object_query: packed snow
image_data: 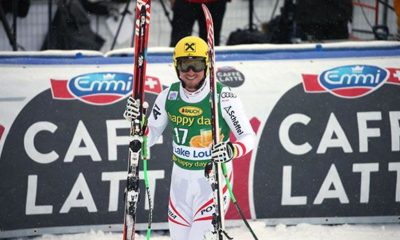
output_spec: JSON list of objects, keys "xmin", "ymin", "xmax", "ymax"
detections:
[{"xmin": 32, "ymin": 222, "xmax": 400, "ymax": 240}]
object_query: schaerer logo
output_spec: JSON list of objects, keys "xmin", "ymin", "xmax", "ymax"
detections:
[{"xmin": 179, "ymin": 106, "xmax": 203, "ymax": 117}]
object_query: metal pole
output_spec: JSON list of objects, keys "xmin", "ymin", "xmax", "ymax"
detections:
[
  {"xmin": 382, "ymin": 0, "xmax": 388, "ymax": 26},
  {"xmin": 111, "ymin": 0, "xmax": 131, "ymax": 50},
  {"xmin": 48, "ymin": 0, "xmax": 53, "ymax": 49},
  {"xmin": 158, "ymin": 0, "xmax": 172, "ymax": 26},
  {"xmin": 12, "ymin": 0, "xmax": 18, "ymax": 50},
  {"xmin": 374, "ymin": 0, "xmax": 379, "ymax": 26},
  {"xmin": 13, "ymin": 0, "xmax": 17, "ymax": 37},
  {"xmin": 0, "ymin": 3, "xmax": 17, "ymax": 50},
  {"xmin": 249, "ymin": 0, "xmax": 253, "ymax": 31}
]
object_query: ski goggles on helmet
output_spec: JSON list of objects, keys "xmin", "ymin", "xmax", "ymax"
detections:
[{"xmin": 177, "ymin": 57, "xmax": 207, "ymax": 73}]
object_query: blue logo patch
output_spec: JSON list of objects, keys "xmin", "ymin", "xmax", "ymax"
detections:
[
  {"xmin": 318, "ymin": 65, "xmax": 388, "ymax": 98},
  {"xmin": 68, "ymin": 72, "xmax": 132, "ymax": 105}
]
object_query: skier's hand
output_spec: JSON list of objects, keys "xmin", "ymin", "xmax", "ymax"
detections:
[
  {"xmin": 211, "ymin": 142, "xmax": 236, "ymax": 163},
  {"xmin": 123, "ymin": 96, "xmax": 140, "ymax": 121}
]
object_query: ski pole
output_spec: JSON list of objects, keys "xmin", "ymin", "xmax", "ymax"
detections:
[
  {"xmin": 221, "ymin": 163, "xmax": 259, "ymax": 240},
  {"xmin": 142, "ymin": 104, "xmax": 152, "ymax": 240},
  {"xmin": 143, "ymin": 158, "xmax": 152, "ymax": 240}
]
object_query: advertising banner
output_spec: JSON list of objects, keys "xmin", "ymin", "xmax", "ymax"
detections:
[{"xmin": 1, "ymin": 43, "xmax": 400, "ymax": 237}]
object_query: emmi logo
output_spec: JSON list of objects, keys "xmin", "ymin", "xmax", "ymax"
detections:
[
  {"xmin": 68, "ymin": 72, "xmax": 132, "ymax": 105},
  {"xmin": 318, "ymin": 65, "xmax": 388, "ymax": 98},
  {"xmin": 179, "ymin": 106, "xmax": 203, "ymax": 117}
]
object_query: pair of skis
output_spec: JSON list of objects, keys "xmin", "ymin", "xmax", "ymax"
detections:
[
  {"xmin": 203, "ymin": 4, "xmax": 258, "ymax": 240},
  {"xmin": 122, "ymin": 1, "xmax": 258, "ymax": 240},
  {"xmin": 122, "ymin": 1, "xmax": 152, "ymax": 240},
  {"xmin": 201, "ymin": 4, "xmax": 231, "ymax": 240}
]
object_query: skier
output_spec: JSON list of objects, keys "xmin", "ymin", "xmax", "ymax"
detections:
[{"xmin": 123, "ymin": 36, "xmax": 255, "ymax": 240}]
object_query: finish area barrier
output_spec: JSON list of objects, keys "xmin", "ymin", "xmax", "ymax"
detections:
[{"xmin": 0, "ymin": 42, "xmax": 399, "ymax": 238}]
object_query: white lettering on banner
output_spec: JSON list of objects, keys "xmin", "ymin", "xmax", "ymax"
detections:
[
  {"xmin": 24, "ymin": 121, "xmax": 59, "ymax": 164},
  {"xmin": 353, "ymin": 163, "xmax": 379, "ymax": 203},
  {"xmin": 281, "ymin": 166, "xmax": 307, "ymax": 205},
  {"xmin": 281, "ymin": 163, "xmax": 399, "ymax": 205},
  {"xmin": 25, "ymin": 170, "xmax": 165, "ymax": 215},
  {"xmin": 102, "ymin": 171, "xmax": 164, "ymax": 211},
  {"xmin": 217, "ymin": 71, "xmax": 243, "ymax": 82},
  {"xmin": 390, "ymin": 112, "xmax": 400, "ymax": 151},
  {"xmin": 279, "ymin": 113, "xmax": 312, "ymax": 155},
  {"xmin": 388, "ymin": 163, "xmax": 400, "ymax": 202},
  {"xmin": 107, "ymin": 119, "xmax": 164, "ymax": 161},
  {"xmin": 106, "ymin": 119, "xmax": 130, "ymax": 161},
  {"xmin": 357, "ymin": 112, "xmax": 382, "ymax": 153},
  {"xmin": 74, "ymin": 76, "xmax": 130, "ymax": 92},
  {"xmin": 317, "ymin": 113, "xmax": 352, "ymax": 154},
  {"xmin": 74, "ymin": 76, "xmax": 90, "ymax": 91},
  {"xmin": 314, "ymin": 164, "xmax": 348, "ymax": 204},
  {"xmin": 279, "ymin": 111, "xmax": 400, "ymax": 155},
  {"xmin": 26, "ymin": 175, "xmax": 53, "ymax": 215},
  {"xmin": 60, "ymin": 173, "xmax": 97, "ymax": 213},
  {"xmin": 102, "ymin": 172, "xmax": 126, "ymax": 211},
  {"xmin": 24, "ymin": 120, "xmax": 164, "ymax": 164},
  {"xmin": 324, "ymin": 70, "xmax": 382, "ymax": 85},
  {"xmin": 64, "ymin": 121, "xmax": 101, "ymax": 162}
]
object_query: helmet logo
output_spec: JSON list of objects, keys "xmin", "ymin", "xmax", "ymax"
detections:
[{"xmin": 184, "ymin": 42, "xmax": 196, "ymax": 52}]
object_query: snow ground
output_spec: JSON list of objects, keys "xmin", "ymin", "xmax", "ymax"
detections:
[{"xmin": 32, "ymin": 222, "xmax": 400, "ymax": 240}]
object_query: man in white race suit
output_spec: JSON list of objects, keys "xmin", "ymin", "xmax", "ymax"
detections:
[{"xmin": 124, "ymin": 36, "xmax": 255, "ymax": 240}]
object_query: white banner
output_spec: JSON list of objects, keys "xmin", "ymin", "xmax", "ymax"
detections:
[{"xmin": 1, "ymin": 42, "xmax": 400, "ymax": 238}]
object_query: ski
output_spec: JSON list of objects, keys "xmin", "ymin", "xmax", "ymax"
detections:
[
  {"xmin": 202, "ymin": 4, "xmax": 232, "ymax": 240},
  {"xmin": 122, "ymin": 1, "xmax": 152, "ymax": 240}
]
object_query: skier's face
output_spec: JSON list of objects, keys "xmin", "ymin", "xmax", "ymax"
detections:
[
  {"xmin": 179, "ymin": 69, "xmax": 205, "ymax": 92},
  {"xmin": 177, "ymin": 58, "xmax": 206, "ymax": 92}
]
